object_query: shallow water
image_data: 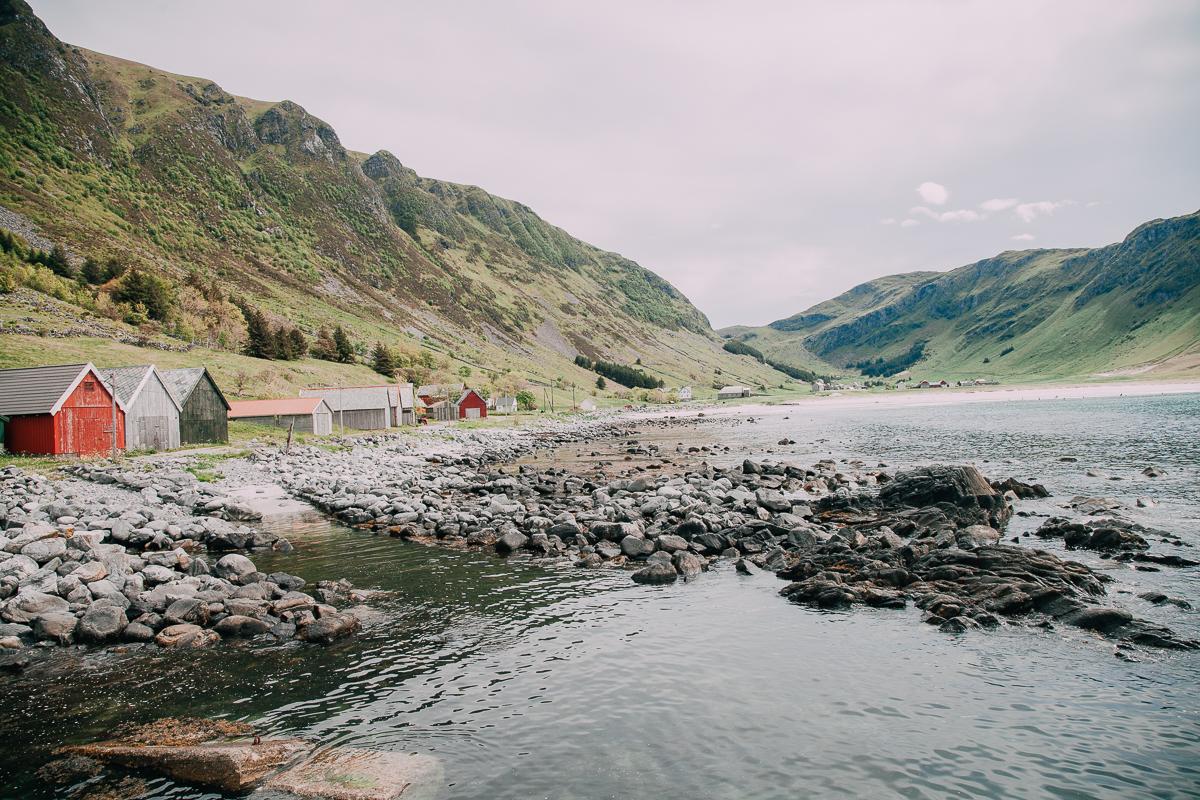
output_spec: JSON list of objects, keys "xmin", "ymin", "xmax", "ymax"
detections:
[{"xmin": 2, "ymin": 394, "xmax": 1199, "ymax": 799}]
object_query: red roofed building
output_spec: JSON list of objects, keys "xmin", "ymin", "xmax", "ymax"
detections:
[{"xmin": 228, "ymin": 397, "xmax": 333, "ymax": 435}]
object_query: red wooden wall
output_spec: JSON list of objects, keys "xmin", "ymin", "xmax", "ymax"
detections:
[
  {"xmin": 4, "ymin": 374, "xmax": 125, "ymax": 456},
  {"xmin": 457, "ymin": 390, "xmax": 487, "ymax": 419}
]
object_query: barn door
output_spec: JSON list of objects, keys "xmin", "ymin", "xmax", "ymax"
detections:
[{"xmin": 466, "ymin": 407, "xmax": 481, "ymax": 420}]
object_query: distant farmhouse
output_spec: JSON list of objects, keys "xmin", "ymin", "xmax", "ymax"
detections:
[
  {"xmin": 717, "ymin": 385, "xmax": 751, "ymax": 400},
  {"xmin": 678, "ymin": 386, "xmax": 693, "ymax": 401},
  {"xmin": 161, "ymin": 367, "xmax": 230, "ymax": 444},
  {"xmin": 0, "ymin": 363, "xmax": 125, "ymax": 456},
  {"xmin": 101, "ymin": 365, "xmax": 180, "ymax": 451},
  {"xmin": 493, "ymin": 396, "xmax": 517, "ymax": 414},
  {"xmin": 228, "ymin": 397, "xmax": 334, "ymax": 435}
]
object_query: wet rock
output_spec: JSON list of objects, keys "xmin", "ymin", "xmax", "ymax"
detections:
[
  {"xmin": 155, "ymin": 624, "xmax": 220, "ymax": 649},
  {"xmin": 33, "ymin": 612, "xmax": 78, "ymax": 645},
  {"xmin": 673, "ymin": 551, "xmax": 704, "ymax": 578},
  {"xmin": 1063, "ymin": 607, "xmax": 1132, "ymax": 634},
  {"xmin": 78, "ymin": 605, "xmax": 128, "ymax": 644},
  {"xmin": 263, "ymin": 747, "xmax": 444, "ymax": 800},
  {"xmin": 1035, "ymin": 517, "xmax": 1150, "ymax": 552},
  {"xmin": 631, "ymin": 561, "xmax": 678, "ymax": 584},
  {"xmin": 213, "ymin": 615, "xmax": 270, "ymax": 638},
  {"xmin": 495, "ymin": 531, "xmax": 528, "ymax": 555},
  {"xmin": 65, "ymin": 737, "xmax": 310, "ymax": 793},
  {"xmin": 939, "ymin": 616, "xmax": 981, "ymax": 633},
  {"xmin": 990, "ymin": 477, "xmax": 1050, "ymax": 499},
  {"xmin": 213, "ymin": 554, "xmax": 257, "ymax": 581},
  {"xmin": 297, "ymin": 611, "xmax": 361, "ymax": 645}
]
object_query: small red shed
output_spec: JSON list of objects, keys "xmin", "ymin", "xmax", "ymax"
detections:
[
  {"xmin": 455, "ymin": 389, "xmax": 487, "ymax": 420},
  {"xmin": 0, "ymin": 363, "xmax": 126, "ymax": 456}
]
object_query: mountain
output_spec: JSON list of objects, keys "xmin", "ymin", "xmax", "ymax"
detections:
[
  {"xmin": 722, "ymin": 212, "xmax": 1200, "ymax": 382},
  {"xmin": 0, "ymin": 0, "xmax": 790, "ymax": 397}
]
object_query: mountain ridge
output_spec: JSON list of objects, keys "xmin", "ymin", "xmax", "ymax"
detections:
[{"xmin": 721, "ymin": 211, "xmax": 1200, "ymax": 381}]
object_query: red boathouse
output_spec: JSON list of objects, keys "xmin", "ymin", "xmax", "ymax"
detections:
[
  {"xmin": 455, "ymin": 389, "xmax": 487, "ymax": 420},
  {"xmin": 0, "ymin": 363, "xmax": 126, "ymax": 456}
]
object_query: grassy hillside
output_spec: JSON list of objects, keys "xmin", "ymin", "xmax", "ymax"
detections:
[
  {"xmin": 0, "ymin": 0, "xmax": 796, "ymax": 398},
  {"xmin": 722, "ymin": 213, "xmax": 1200, "ymax": 382}
]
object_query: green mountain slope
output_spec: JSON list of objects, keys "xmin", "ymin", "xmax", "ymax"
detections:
[
  {"xmin": 722, "ymin": 213, "xmax": 1200, "ymax": 382},
  {"xmin": 0, "ymin": 0, "xmax": 790, "ymax": 397}
]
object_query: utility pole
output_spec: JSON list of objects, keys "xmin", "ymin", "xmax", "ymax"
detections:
[{"xmin": 339, "ymin": 385, "xmax": 345, "ymax": 434}]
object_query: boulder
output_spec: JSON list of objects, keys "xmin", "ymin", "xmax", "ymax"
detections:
[
  {"xmin": 297, "ymin": 611, "xmax": 361, "ymax": 645},
  {"xmin": 20, "ymin": 536, "xmax": 66, "ymax": 564},
  {"xmin": 213, "ymin": 554, "xmax": 257, "ymax": 581},
  {"xmin": 620, "ymin": 535, "xmax": 655, "ymax": 558},
  {"xmin": 264, "ymin": 747, "xmax": 444, "ymax": 800},
  {"xmin": 155, "ymin": 624, "xmax": 220, "ymax": 649},
  {"xmin": 78, "ymin": 605, "xmax": 128, "ymax": 644},
  {"xmin": 3, "ymin": 590, "xmax": 69, "ymax": 623},
  {"xmin": 213, "ymin": 615, "xmax": 271, "ymax": 638},
  {"xmin": 33, "ymin": 611, "xmax": 78, "ymax": 645},
  {"xmin": 495, "ymin": 531, "xmax": 528, "ymax": 555},
  {"xmin": 65, "ymin": 738, "xmax": 311, "ymax": 794},
  {"xmin": 673, "ymin": 551, "xmax": 704, "ymax": 578},
  {"xmin": 631, "ymin": 561, "xmax": 678, "ymax": 585}
]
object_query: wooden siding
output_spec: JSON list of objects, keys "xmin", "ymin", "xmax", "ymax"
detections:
[
  {"xmin": 5, "ymin": 414, "xmax": 54, "ymax": 454},
  {"xmin": 457, "ymin": 391, "xmax": 487, "ymax": 420},
  {"xmin": 124, "ymin": 374, "xmax": 180, "ymax": 451},
  {"xmin": 5, "ymin": 376, "xmax": 125, "ymax": 456},
  {"xmin": 330, "ymin": 407, "xmax": 389, "ymax": 431},
  {"xmin": 180, "ymin": 374, "xmax": 228, "ymax": 444},
  {"xmin": 236, "ymin": 412, "xmax": 330, "ymax": 435}
]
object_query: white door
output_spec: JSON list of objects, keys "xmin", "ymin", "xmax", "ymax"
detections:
[{"xmin": 466, "ymin": 407, "xmax": 481, "ymax": 420}]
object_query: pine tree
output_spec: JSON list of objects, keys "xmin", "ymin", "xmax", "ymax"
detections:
[
  {"xmin": 596, "ymin": 376, "xmax": 606, "ymax": 390},
  {"xmin": 311, "ymin": 327, "xmax": 337, "ymax": 361},
  {"xmin": 273, "ymin": 327, "xmax": 293, "ymax": 360},
  {"xmin": 80, "ymin": 258, "xmax": 105, "ymax": 285},
  {"xmin": 242, "ymin": 308, "xmax": 275, "ymax": 359},
  {"xmin": 47, "ymin": 244, "xmax": 74, "ymax": 279},
  {"xmin": 371, "ymin": 341, "xmax": 396, "ymax": 377},
  {"xmin": 287, "ymin": 327, "xmax": 308, "ymax": 359},
  {"xmin": 333, "ymin": 325, "xmax": 354, "ymax": 363}
]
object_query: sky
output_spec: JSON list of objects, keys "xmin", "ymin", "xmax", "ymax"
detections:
[{"xmin": 32, "ymin": 1, "xmax": 1200, "ymax": 328}]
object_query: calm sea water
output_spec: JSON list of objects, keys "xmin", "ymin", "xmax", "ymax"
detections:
[{"xmin": 2, "ymin": 393, "xmax": 1198, "ymax": 799}]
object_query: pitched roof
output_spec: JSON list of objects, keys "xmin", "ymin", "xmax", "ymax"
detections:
[
  {"xmin": 455, "ymin": 388, "xmax": 484, "ymax": 405},
  {"xmin": 228, "ymin": 397, "xmax": 330, "ymax": 418},
  {"xmin": 160, "ymin": 367, "xmax": 231, "ymax": 410},
  {"xmin": 417, "ymin": 382, "xmax": 464, "ymax": 398},
  {"xmin": 99, "ymin": 365, "xmax": 181, "ymax": 411},
  {"xmin": 0, "ymin": 363, "xmax": 122, "ymax": 416},
  {"xmin": 299, "ymin": 386, "xmax": 392, "ymax": 412}
]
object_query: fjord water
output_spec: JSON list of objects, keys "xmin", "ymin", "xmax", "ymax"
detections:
[{"xmin": 3, "ymin": 394, "xmax": 1199, "ymax": 799}]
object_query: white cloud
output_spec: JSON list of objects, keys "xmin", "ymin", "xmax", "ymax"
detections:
[
  {"xmin": 938, "ymin": 209, "xmax": 983, "ymax": 222},
  {"xmin": 1012, "ymin": 233, "xmax": 1035, "ymax": 241},
  {"xmin": 881, "ymin": 217, "xmax": 897, "ymax": 225},
  {"xmin": 1014, "ymin": 199, "xmax": 1075, "ymax": 222},
  {"xmin": 981, "ymin": 197, "xmax": 1019, "ymax": 211},
  {"xmin": 911, "ymin": 206, "xmax": 982, "ymax": 223},
  {"xmin": 1086, "ymin": 200, "xmax": 1102, "ymax": 207},
  {"xmin": 917, "ymin": 181, "xmax": 949, "ymax": 205},
  {"xmin": 900, "ymin": 218, "xmax": 920, "ymax": 228}
]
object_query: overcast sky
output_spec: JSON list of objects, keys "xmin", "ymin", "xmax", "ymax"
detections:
[{"xmin": 34, "ymin": 1, "xmax": 1200, "ymax": 327}]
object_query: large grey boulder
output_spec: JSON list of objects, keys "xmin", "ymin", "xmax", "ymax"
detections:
[
  {"xmin": 631, "ymin": 561, "xmax": 678, "ymax": 585},
  {"xmin": 78, "ymin": 605, "xmax": 128, "ymax": 644},
  {"xmin": 494, "ymin": 531, "xmax": 527, "ymax": 555},
  {"xmin": 33, "ymin": 611, "xmax": 78, "ymax": 644},
  {"xmin": 213, "ymin": 554, "xmax": 256, "ymax": 581},
  {"xmin": 20, "ymin": 537, "xmax": 66, "ymax": 564},
  {"xmin": 2, "ymin": 590, "xmax": 69, "ymax": 623}
]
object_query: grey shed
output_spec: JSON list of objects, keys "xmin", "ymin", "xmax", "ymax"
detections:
[
  {"xmin": 99, "ymin": 365, "xmax": 181, "ymax": 451},
  {"xmin": 160, "ymin": 367, "xmax": 230, "ymax": 444}
]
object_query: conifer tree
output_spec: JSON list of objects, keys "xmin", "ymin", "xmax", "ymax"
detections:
[{"xmin": 333, "ymin": 325, "xmax": 354, "ymax": 363}]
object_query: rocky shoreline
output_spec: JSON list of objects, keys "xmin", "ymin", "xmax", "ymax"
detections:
[
  {"xmin": 207, "ymin": 415, "xmax": 1196, "ymax": 651},
  {"xmin": 0, "ymin": 462, "xmax": 363, "ymax": 672},
  {"xmin": 3, "ymin": 410, "xmax": 1195, "ymax": 673}
]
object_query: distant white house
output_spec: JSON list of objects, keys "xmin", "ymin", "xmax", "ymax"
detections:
[
  {"xmin": 579, "ymin": 398, "xmax": 598, "ymax": 412},
  {"xmin": 678, "ymin": 386, "xmax": 693, "ymax": 401},
  {"xmin": 811, "ymin": 379, "xmax": 826, "ymax": 393},
  {"xmin": 717, "ymin": 385, "xmax": 751, "ymax": 400},
  {"xmin": 493, "ymin": 396, "xmax": 517, "ymax": 414}
]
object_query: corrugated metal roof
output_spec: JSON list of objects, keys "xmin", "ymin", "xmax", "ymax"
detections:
[
  {"xmin": 0, "ymin": 363, "xmax": 94, "ymax": 416},
  {"xmin": 229, "ymin": 397, "xmax": 328, "ymax": 417},
  {"xmin": 299, "ymin": 386, "xmax": 391, "ymax": 412},
  {"xmin": 160, "ymin": 367, "xmax": 230, "ymax": 410}
]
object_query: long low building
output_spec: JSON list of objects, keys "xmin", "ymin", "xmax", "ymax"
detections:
[
  {"xmin": 228, "ymin": 397, "xmax": 333, "ymax": 435},
  {"xmin": 299, "ymin": 386, "xmax": 392, "ymax": 430}
]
